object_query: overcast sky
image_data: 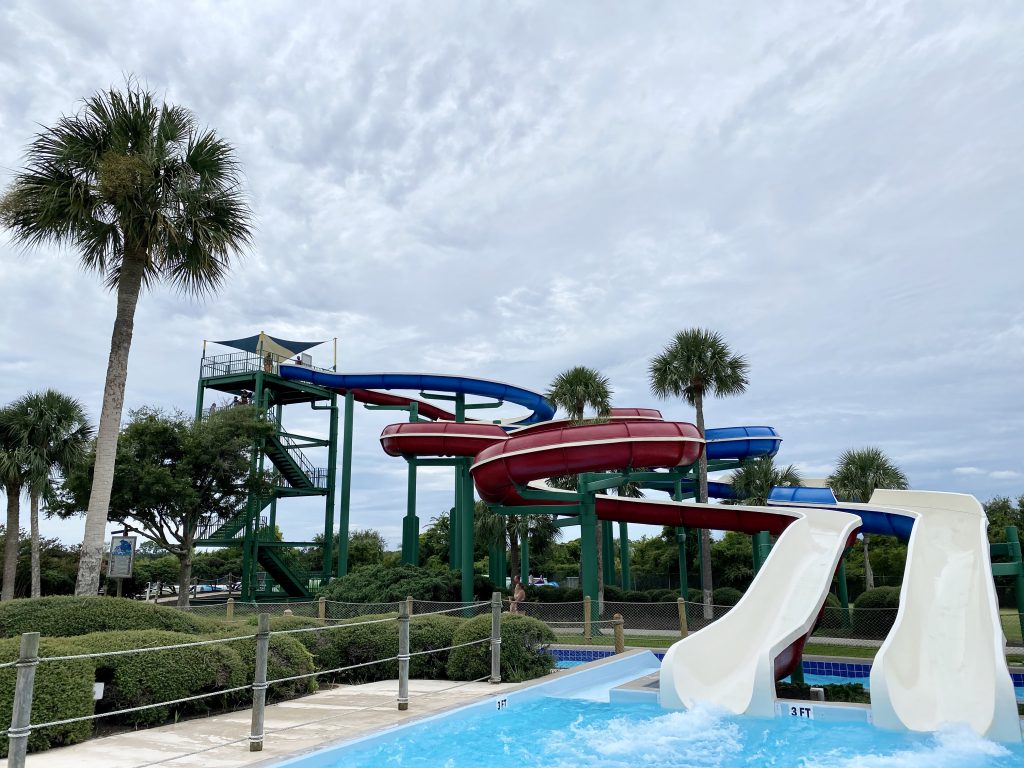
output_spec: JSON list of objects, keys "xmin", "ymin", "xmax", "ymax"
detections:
[{"xmin": 1, "ymin": 1, "xmax": 1022, "ymax": 551}]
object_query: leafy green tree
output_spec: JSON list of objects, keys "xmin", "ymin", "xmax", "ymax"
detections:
[
  {"xmin": 649, "ymin": 329, "xmax": 750, "ymax": 615},
  {"xmin": 726, "ymin": 455, "xmax": 802, "ymax": 507},
  {"xmin": 0, "ymin": 81, "xmax": 254, "ymax": 596},
  {"xmin": 827, "ymin": 447, "xmax": 909, "ymax": 590},
  {"xmin": 419, "ymin": 511, "xmax": 451, "ymax": 568},
  {"xmin": 984, "ymin": 496, "xmax": 1024, "ymax": 542},
  {"xmin": 1, "ymin": 390, "xmax": 92, "ymax": 597},
  {"xmin": 54, "ymin": 406, "xmax": 272, "ymax": 605},
  {"xmin": 545, "ymin": 366, "xmax": 612, "ymax": 600},
  {"xmin": 474, "ymin": 501, "xmax": 560, "ymax": 582},
  {"xmin": 348, "ymin": 529, "xmax": 387, "ymax": 570}
]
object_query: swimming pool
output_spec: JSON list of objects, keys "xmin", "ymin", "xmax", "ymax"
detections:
[
  {"xmin": 277, "ymin": 696, "xmax": 1024, "ymax": 767},
  {"xmin": 271, "ymin": 653, "xmax": 1024, "ymax": 768}
]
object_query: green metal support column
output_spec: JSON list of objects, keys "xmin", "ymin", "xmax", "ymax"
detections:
[
  {"xmin": 458, "ymin": 458, "xmax": 475, "ymax": 603},
  {"xmin": 837, "ymin": 553, "xmax": 851, "ymax": 627},
  {"xmin": 752, "ymin": 531, "xmax": 772, "ymax": 574},
  {"xmin": 402, "ymin": 459, "xmax": 420, "ymax": 565},
  {"xmin": 194, "ymin": 378, "xmax": 205, "ymax": 421},
  {"xmin": 676, "ymin": 527, "xmax": 688, "ymax": 596},
  {"xmin": 601, "ymin": 520, "xmax": 615, "ymax": 586},
  {"xmin": 322, "ymin": 394, "xmax": 339, "ymax": 580},
  {"xmin": 1006, "ymin": 527, "xmax": 1024, "ymax": 642},
  {"xmin": 337, "ymin": 391, "xmax": 354, "ymax": 578},
  {"xmin": 619, "ymin": 521, "xmax": 631, "ymax": 590},
  {"xmin": 450, "ymin": 489, "xmax": 462, "ymax": 570},
  {"xmin": 579, "ymin": 492, "xmax": 599, "ymax": 603}
]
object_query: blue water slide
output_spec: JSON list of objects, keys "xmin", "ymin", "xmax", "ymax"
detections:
[
  {"xmin": 279, "ymin": 366, "xmax": 557, "ymax": 425},
  {"xmin": 768, "ymin": 486, "xmax": 914, "ymax": 540},
  {"xmin": 705, "ymin": 426, "xmax": 782, "ymax": 461},
  {"xmin": 643, "ymin": 477, "xmax": 738, "ymax": 500}
]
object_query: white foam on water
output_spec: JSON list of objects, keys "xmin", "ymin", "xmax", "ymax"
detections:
[
  {"xmin": 539, "ymin": 703, "xmax": 743, "ymax": 768},
  {"xmin": 802, "ymin": 723, "xmax": 1011, "ymax": 768}
]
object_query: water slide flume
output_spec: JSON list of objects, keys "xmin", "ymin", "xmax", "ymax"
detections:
[{"xmin": 769, "ymin": 488, "xmax": 1022, "ymax": 742}]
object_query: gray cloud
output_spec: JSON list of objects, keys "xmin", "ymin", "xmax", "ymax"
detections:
[{"xmin": 2, "ymin": 1, "xmax": 1022, "ymax": 547}]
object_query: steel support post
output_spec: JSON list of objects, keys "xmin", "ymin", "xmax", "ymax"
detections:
[
  {"xmin": 398, "ymin": 600, "xmax": 410, "ymax": 710},
  {"xmin": 459, "ymin": 459, "xmax": 475, "ymax": 604},
  {"xmin": 676, "ymin": 527, "xmax": 688, "ymax": 597},
  {"xmin": 249, "ymin": 614, "xmax": 270, "ymax": 751},
  {"xmin": 490, "ymin": 591, "xmax": 502, "ymax": 683},
  {"xmin": 322, "ymin": 394, "xmax": 339, "ymax": 580},
  {"xmin": 837, "ymin": 552, "xmax": 851, "ymax": 627},
  {"xmin": 337, "ymin": 391, "xmax": 354, "ymax": 577},
  {"xmin": 602, "ymin": 520, "xmax": 615, "ymax": 586},
  {"xmin": 580, "ymin": 493, "xmax": 599, "ymax": 603},
  {"xmin": 401, "ymin": 459, "xmax": 420, "ymax": 565},
  {"xmin": 619, "ymin": 521, "xmax": 631, "ymax": 590}
]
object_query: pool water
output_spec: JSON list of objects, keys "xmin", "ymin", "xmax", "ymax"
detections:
[{"xmin": 329, "ymin": 697, "xmax": 1024, "ymax": 767}]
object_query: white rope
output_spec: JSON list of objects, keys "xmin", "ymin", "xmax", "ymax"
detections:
[
  {"xmin": 267, "ymin": 654, "xmax": 401, "ymax": 685},
  {"xmin": 269, "ymin": 614, "xmax": 398, "ymax": 636}
]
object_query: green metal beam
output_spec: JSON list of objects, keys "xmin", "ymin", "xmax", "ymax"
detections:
[{"xmin": 337, "ymin": 391, "xmax": 354, "ymax": 577}]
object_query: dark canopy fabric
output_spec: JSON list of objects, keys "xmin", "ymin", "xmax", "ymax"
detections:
[{"xmin": 213, "ymin": 333, "xmax": 325, "ymax": 356}]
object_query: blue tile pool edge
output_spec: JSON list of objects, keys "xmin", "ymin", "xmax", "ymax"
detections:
[{"xmin": 265, "ymin": 649, "xmax": 662, "ymax": 768}]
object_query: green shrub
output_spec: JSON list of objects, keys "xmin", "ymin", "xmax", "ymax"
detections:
[
  {"xmin": 687, "ymin": 588, "xmax": 703, "ymax": 603},
  {"xmin": 230, "ymin": 634, "xmax": 317, "ymax": 702},
  {"xmin": 70, "ymin": 630, "xmax": 248, "ymax": 726},
  {"xmin": 603, "ymin": 585, "xmax": 625, "ymax": 601},
  {"xmin": 815, "ymin": 592, "xmax": 848, "ymax": 631},
  {"xmin": 0, "ymin": 637, "xmax": 94, "ymax": 756},
  {"xmin": 319, "ymin": 564, "xmax": 494, "ymax": 603},
  {"xmin": 522, "ymin": 585, "xmax": 582, "ymax": 603},
  {"xmin": 623, "ymin": 591, "xmax": 651, "ymax": 602},
  {"xmin": 447, "ymin": 614, "xmax": 554, "ymax": 683},
  {"xmin": 776, "ymin": 681, "xmax": 869, "ymax": 704},
  {"xmin": 409, "ymin": 614, "xmax": 461, "ymax": 679},
  {"xmin": 852, "ymin": 587, "xmax": 901, "ymax": 637},
  {"xmin": 712, "ymin": 587, "xmax": 744, "ymax": 607},
  {"xmin": 0, "ymin": 596, "xmax": 223, "ymax": 639},
  {"xmin": 650, "ymin": 589, "xmax": 681, "ymax": 603}
]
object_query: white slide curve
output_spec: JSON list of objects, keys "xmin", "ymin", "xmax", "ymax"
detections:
[
  {"xmin": 867, "ymin": 489, "xmax": 1021, "ymax": 741},
  {"xmin": 659, "ymin": 503, "xmax": 861, "ymax": 717}
]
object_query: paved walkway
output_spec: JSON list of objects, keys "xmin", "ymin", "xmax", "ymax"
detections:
[{"xmin": 23, "ymin": 678, "xmax": 521, "ymax": 768}]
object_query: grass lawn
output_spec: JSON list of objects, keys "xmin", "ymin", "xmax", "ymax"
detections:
[{"xmin": 1000, "ymin": 608, "xmax": 1023, "ymax": 644}]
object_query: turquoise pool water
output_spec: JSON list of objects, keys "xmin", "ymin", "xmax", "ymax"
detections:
[{"xmin": 324, "ymin": 697, "xmax": 1024, "ymax": 767}]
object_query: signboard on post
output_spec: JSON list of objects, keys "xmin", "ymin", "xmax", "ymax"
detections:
[{"xmin": 107, "ymin": 535, "xmax": 137, "ymax": 579}]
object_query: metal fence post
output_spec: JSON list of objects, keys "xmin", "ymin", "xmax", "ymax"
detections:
[
  {"xmin": 249, "ymin": 614, "xmax": 270, "ymax": 752},
  {"xmin": 398, "ymin": 600, "xmax": 410, "ymax": 711},
  {"xmin": 226, "ymin": 597, "xmax": 235, "ymax": 621},
  {"xmin": 677, "ymin": 598, "xmax": 689, "ymax": 638},
  {"xmin": 583, "ymin": 596, "xmax": 592, "ymax": 643},
  {"xmin": 490, "ymin": 591, "xmax": 502, "ymax": 684},
  {"xmin": 613, "ymin": 614, "xmax": 624, "ymax": 654},
  {"xmin": 318, "ymin": 596, "xmax": 326, "ymax": 622},
  {"xmin": 7, "ymin": 632, "xmax": 39, "ymax": 768}
]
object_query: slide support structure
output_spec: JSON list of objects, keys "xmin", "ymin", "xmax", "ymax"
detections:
[
  {"xmin": 579, "ymin": 485, "xmax": 599, "ymax": 603},
  {"xmin": 837, "ymin": 552, "xmax": 851, "ymax": 627},
  {"xmin": 752, "ymin": 531, "xmax": 772, "ymax": 574},
  {"xmin": 676, "ymin": 527, "xmax": 688, "ymax": 597},
  {"xmin": 337, "ymin": 391, "xmax": 354, "ymax": 577},
  {"xmin": 402, "ymin": 459, "xmax": 419, "ymax": 565},
  {"xmin": 619, "ymin": 522, "xmax": 631, "ymax": 590},
  {"xmin": 602, "ymin": 521, "xmax": 616, "ymax": 586},
  {"xmin": 992, "ymin": 526, "xmax": 1024, "ymax": 642}
]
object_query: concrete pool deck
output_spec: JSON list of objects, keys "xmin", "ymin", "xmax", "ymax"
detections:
[{"xmin": 22, "ymin": 678, "xmax": 523, "ymax": 768}]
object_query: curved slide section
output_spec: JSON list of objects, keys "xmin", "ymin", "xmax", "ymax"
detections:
[
  {"xmin": 279, "ymin": 366, "xmax": 556, "ymax": 425},
  {"xmin": 865, "ymin": 490, "xmax": 1021, "ymax": 742},
  {"xmin": 659, "ymin": 503, "xmax": 861, "ymax": 716}
]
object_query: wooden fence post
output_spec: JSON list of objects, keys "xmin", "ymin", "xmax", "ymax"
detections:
[
  {"xmin": 226, "ymin": 597, "xmax": 235, "ymax": 621},
  {"xmin": 613, "ymin": 614, "xmax": 624, "ymax": 654},
  {"xmin": 318, "ymin": 596, "xmax": 326, "ymax": 622},
  {"xmin": 677, "ymin": 598, "xmax": 689, "ymax": 638},
  {"xmin": 7, "ymin": 632, "xmax": 39, "ymax": 768},
  {"xmin": 249, "ymin": 614, "xmax": 270, "ymax": 752}
]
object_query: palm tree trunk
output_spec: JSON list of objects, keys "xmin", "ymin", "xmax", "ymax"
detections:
[
  {"xmin": 75, "ymin": 255, "xmax": 146, "ymax": 596},
  {"xmin": 3, "ymin": 484, "xmax": 20, "ymax": 601},
  {"xmin": 695, "ymin": 391, "xmax": 714, "ymax": 620},
  {"xmin": 509, "ymin": 517, "xmax": 520, "ymax": 581},
  {"xmin": 862, "ymin": 535, "xmax": 874, "ymax": 590},
  {"xmin": 30, "ymin": 493, "xmax": 40, "ymax": 598}
]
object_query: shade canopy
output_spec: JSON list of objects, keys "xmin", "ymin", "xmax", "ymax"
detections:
[{"xmin": 213, "ymin": 332, "xmax": 325, "ymax": 359}]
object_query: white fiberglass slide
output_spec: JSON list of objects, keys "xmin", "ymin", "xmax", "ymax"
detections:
[
  {"xmin": 659, "ymin": 504, "xmax": 861, "ymax": 717},
  {"xmin": 867, "ymin": 489, "xmax": 1021, "ymax": 742}
]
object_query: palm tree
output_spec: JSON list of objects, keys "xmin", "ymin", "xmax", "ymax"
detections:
[
  {"xmin": 0, "ymin": 82, "xmax": 253, "ymax": 595},
  {"xmin": 474, "ymin": 501, "xmax": 560, "ymax": 584},
  {"xmin": 727, "ymin": 455, "xmax": 803, "ymax": 506},
  {"xmin": 1, "ymin": 391, "xmax": 93, "ymax": 597},
  {"xmin": 649, "ymin": 329, "xmax": 750, "ymax": 616},
  {"xmin": 0, "ymin": 411, "xmax": 28, "ymax": 601},
  {"xmin": 827, "ymin": 447, "xmax": 909, "ymax": 590},
  {"xmin": 546, "ymin": 366, "xmax": 612, "ymax": 604}
]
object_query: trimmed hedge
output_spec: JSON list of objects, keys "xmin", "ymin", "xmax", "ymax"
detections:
[
  {"xmin": 0, "ymin": 596, "xmax": 223, "ymax": 638},
  {"xmin": 0, "ymin": 637, "xmax": 94, "ymax": 757},
  {"xmin": 70, "ymin": 630, "xmax": 247, "ymax": 726},
  {"xmin": 712, "ymin": 587, "xmax": 743, "ymax": 607},
  {"xmin": 232, "ymin": 634, "xmax": 317, "ymax": 702},
  {"xmin": 447, "ymin": 614, "xmax": 554, "ymax": 683},
  {"xmin": 853, "ymin": 586, "xmax": 901, "ymax": 637},
  {"xmin": 319, "ymin": 564, "xmax": 495, "ymax": 603}
]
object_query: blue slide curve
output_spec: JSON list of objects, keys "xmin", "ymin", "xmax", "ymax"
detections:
[
  {"xmin": 767, "ymin": 486, "xmax": 915, "ymax": 539},
  {"xmin": 279, "ymin": 366, "xmax": 556, "ymax": 425}
]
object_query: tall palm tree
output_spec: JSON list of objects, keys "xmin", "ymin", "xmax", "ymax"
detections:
[
  {"xmin": 0, "ymin": 410, "xmax": 28, "ymax": 601},
  {"xmin": 727, "ymin": 455, "xmax": 803, "ymax": 507},
  {"xmin": 649, "ymin": 328, "xmax": 750, "ymax": 615},
  {"xmin": 475, "ymin": 501, "xmax": 561, "ymax": 583},
  {"xmin": 1, "ymin": 391, "xmax": 93, "ymax": 597},
  {"xmin": 0, "ymin": 81, "xmax": 253, "ymax": 595},
  {"xmin": 828, "ymin": 447, "xmax": 909, "ymax": 590},
  {"xmin": 547, "ymin": 366, "xmax": 612, "ymax": 604}
]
